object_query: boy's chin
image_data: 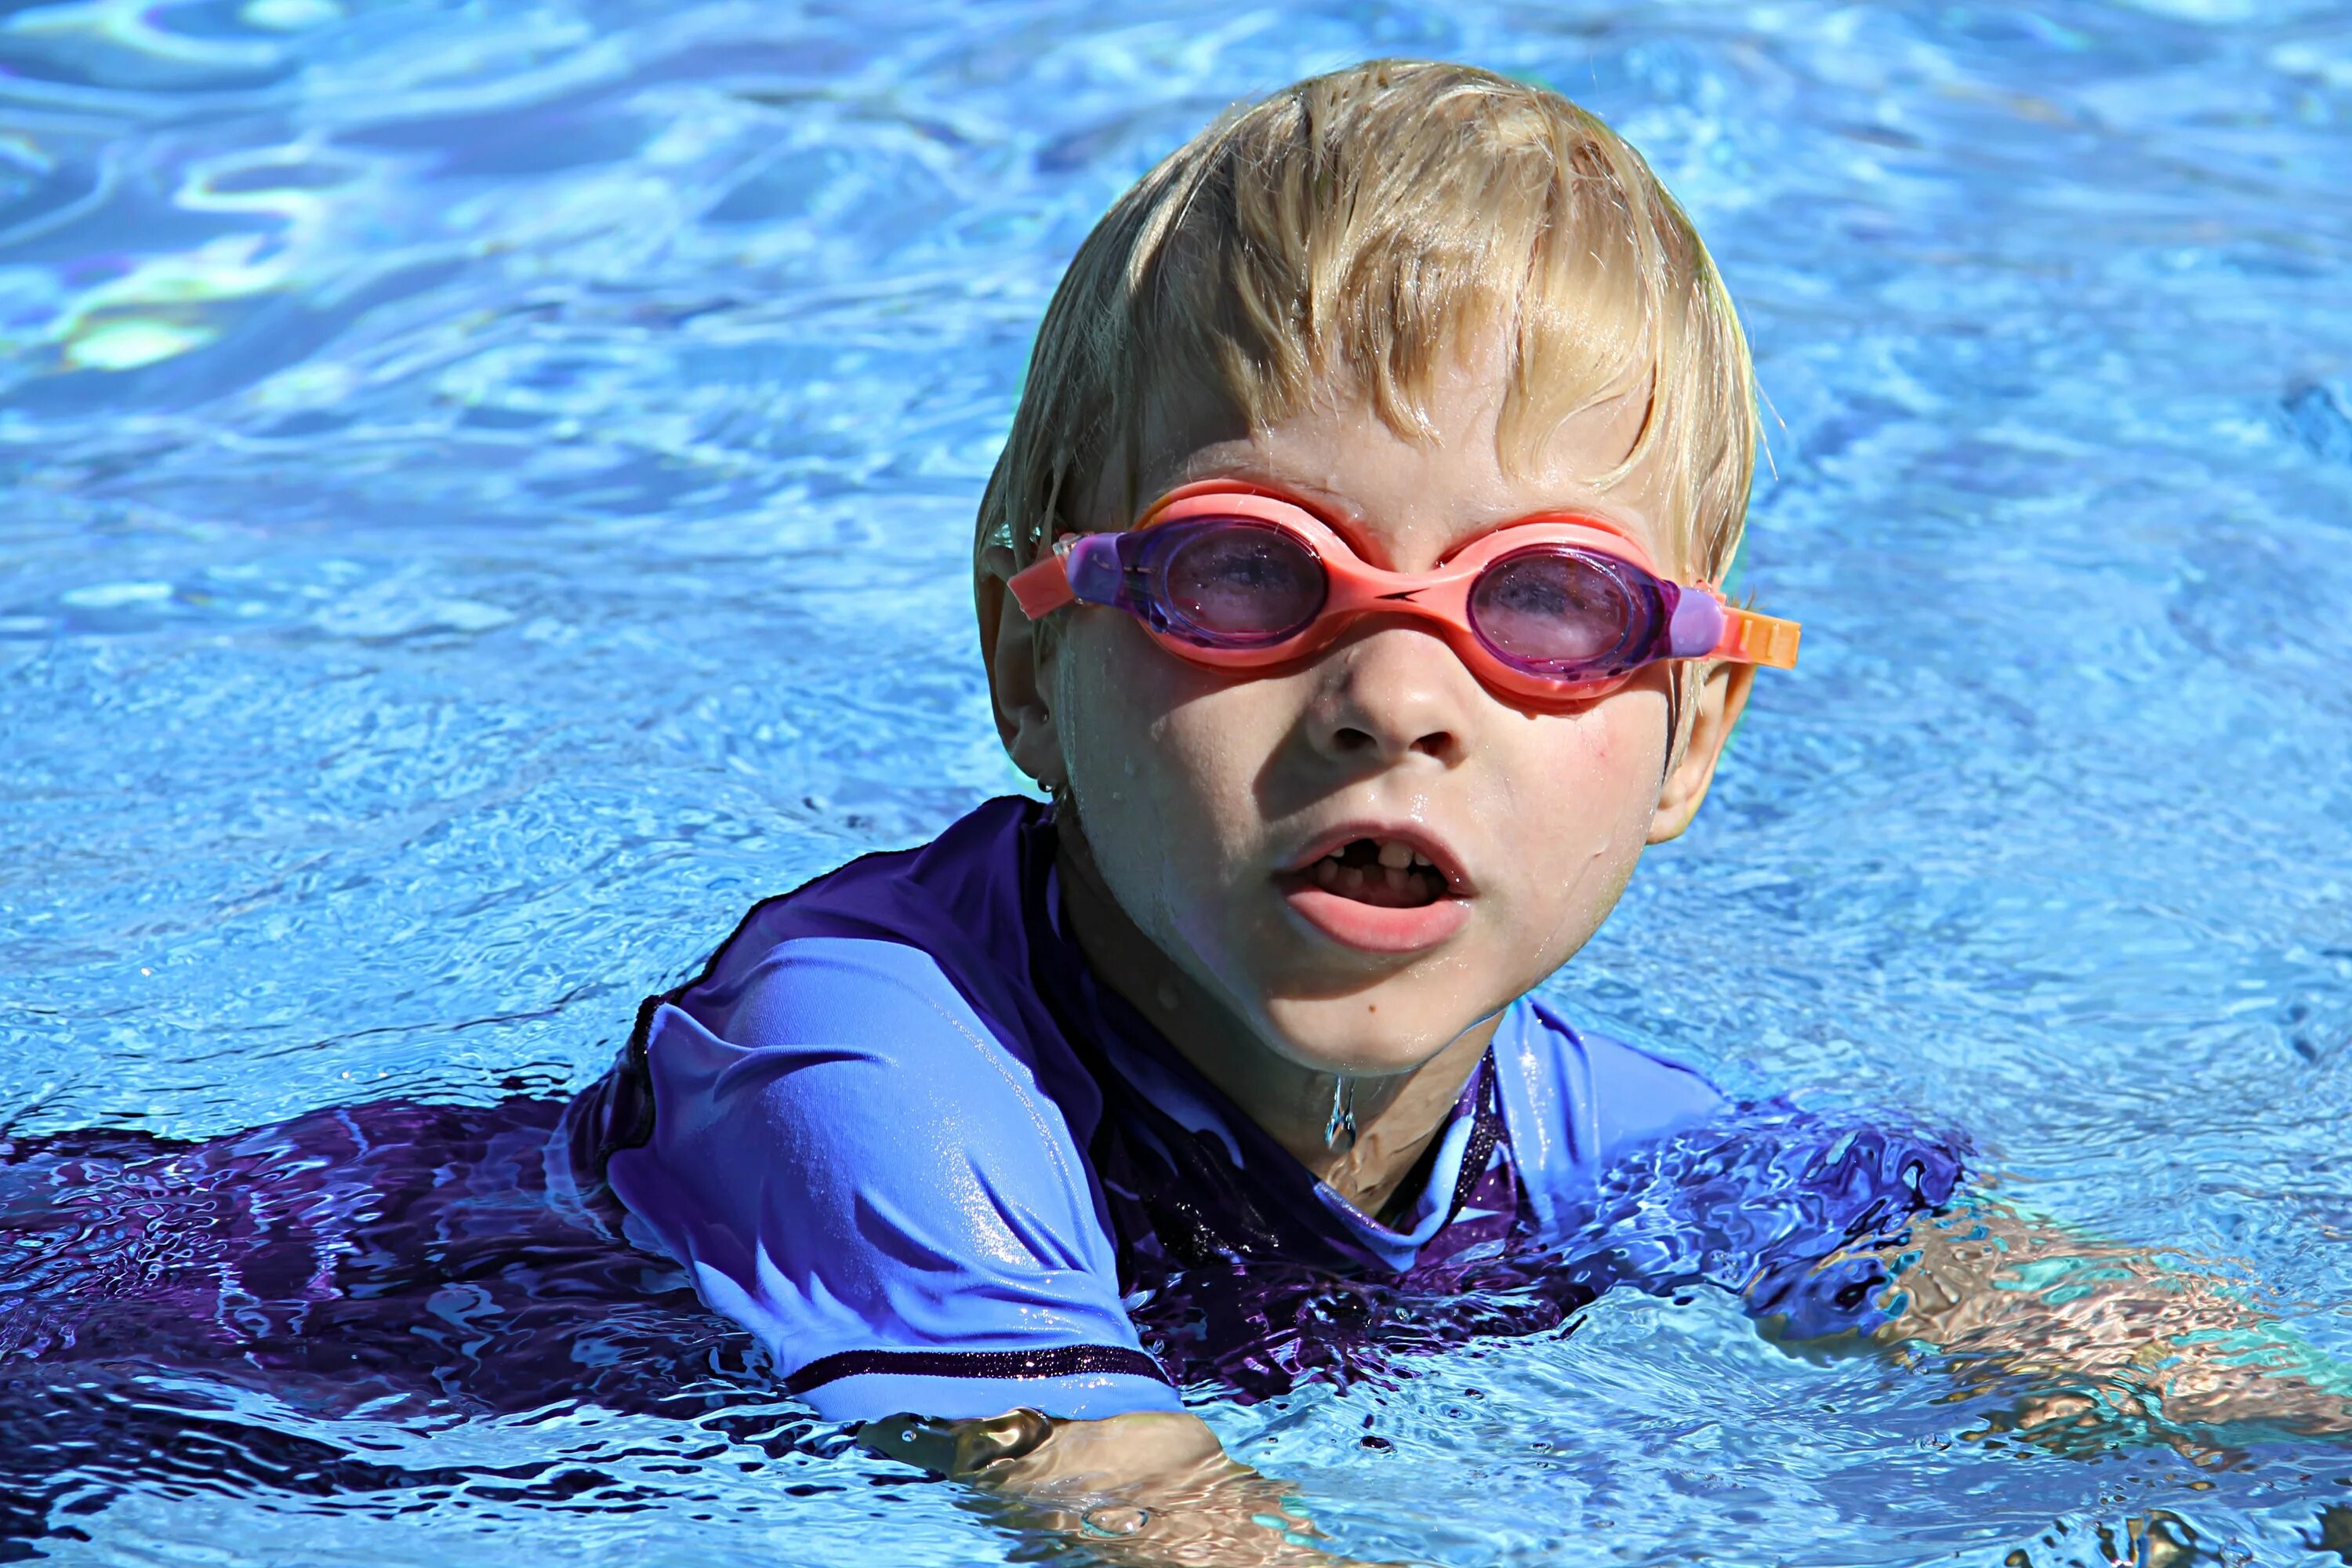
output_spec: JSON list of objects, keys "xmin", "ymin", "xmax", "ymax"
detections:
[{"xmin": 1255, "ymin": 989, "xmax": 1499, "ymax": 1080}]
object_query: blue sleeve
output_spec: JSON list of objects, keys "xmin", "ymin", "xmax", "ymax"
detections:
[
  {"xmin": 1563, "ymin": 1103, "xmax": 1969, "ymax": 1340},
  {"xmin": 605, "ymin": 937, "xmax": 1181, "ymax": 1424},
  {"xmin": 1494, "ymin": 997, "xmax": 1727, "ymax": 1234},
  {"xmin": 1492, "ymin": 1000, "xmax": 1964, "ymax": 1338}
]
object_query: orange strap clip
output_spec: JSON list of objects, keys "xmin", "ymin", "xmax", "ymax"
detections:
[{"xmin": 1715, "ymin": 607, "xmax": 1802, "ymax": 670}]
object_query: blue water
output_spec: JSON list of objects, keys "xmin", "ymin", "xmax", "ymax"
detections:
[{"xmin": 4, "ymin": 0, "xmax": 2350, "ymax": 1563}]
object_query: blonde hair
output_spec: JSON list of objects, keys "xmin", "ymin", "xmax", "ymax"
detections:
[{"xmin": 975, "ymin": 58, "xmax": 1759, "ymax": 586}]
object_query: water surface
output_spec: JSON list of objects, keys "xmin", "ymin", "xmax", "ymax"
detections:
[{"xmin": 4, "ymin": 1, "xmax": 2350, "ymax": 1563}]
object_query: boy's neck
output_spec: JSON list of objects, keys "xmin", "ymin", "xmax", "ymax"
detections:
[{"xmin": 1052, "ymin": 811, "xmax": 1498, "ymax": 1218}]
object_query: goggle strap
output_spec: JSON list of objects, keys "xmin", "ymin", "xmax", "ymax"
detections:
[
  {"xmin": 1007, "ymin": 533, "xmax": 1134, "ymax": 619},
  {"xmin": 1007, "ymin": 552, "xmax": 1075, "ymax": 618},
  {"xmin": 1011, "ymin": 528, "xmax": 1124, "ymax": 618},
  {"xmin": 1715, "ymin": 606, "xmax": 1802, "ymax": 670}
]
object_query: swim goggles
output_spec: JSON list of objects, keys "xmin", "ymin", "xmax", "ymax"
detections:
[{"xmin": 1007, "ymin": 481, "xmax": 1800, "ymax": 705}]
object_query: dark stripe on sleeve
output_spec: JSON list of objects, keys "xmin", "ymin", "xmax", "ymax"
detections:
[{"xmin": 782, "ymin": 1344, "xmax": 1173, "ymax": 1396}]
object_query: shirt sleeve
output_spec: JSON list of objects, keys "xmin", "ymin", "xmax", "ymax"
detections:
[
  {"xmin": 1563, "ymin": 1102, "xmax": 1969, "ymax": 1340},
  {"xmin": 1494, "ymin": 998, "xmax": 1728, "ymax": 1235},
  {"xmin": 605, "ymin": 936, "xmax": 1181, "ymax": 1424},
  {"xmin": 1492, "ymin": 1000, "xmax": 1964, "ymax": 1339}
]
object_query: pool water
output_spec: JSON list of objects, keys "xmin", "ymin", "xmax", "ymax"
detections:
[{"xmin": 3, "ymin": 0, "xmax": 2350, "ymax": 1563}]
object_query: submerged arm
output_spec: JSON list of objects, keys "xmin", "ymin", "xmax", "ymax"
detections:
[
  {"xmin": 1867, "ymin": 1198, "xmax": 2352, "ymax": 1444},
  {"xmin": 860, "ymin": 1410, "xmax": 1363, "ymax": 1567}
]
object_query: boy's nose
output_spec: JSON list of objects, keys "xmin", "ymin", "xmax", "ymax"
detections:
[{"xmin": 1302, "ymin": 625, "xmax": 1471, "ymax": 769}]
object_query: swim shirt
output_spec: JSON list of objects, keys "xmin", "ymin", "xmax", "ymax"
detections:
[{"xmin": 575, "ymin": 796, "xmax": 1960, "ymax": 1424}]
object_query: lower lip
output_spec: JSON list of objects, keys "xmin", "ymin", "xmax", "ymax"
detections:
[{"xmin": 1279, "ymin": 884, "xmax": 1472, "ymax": 954}]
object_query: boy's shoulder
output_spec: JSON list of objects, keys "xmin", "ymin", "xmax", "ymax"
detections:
[
  {"xmin": 602, "ymin": 935, "xmax": 1166, "ymax": 1425},
  {"xmin": 575, "ymin": 796, "xmax": 1087, "ymax": 1171},
  {"xmin": 658, "ymin": 795, "xmax": 1079, "ymax": 1062},
  {"xmin": 648, "ymin": 792, "xmax": 1098, "ymax": 1127},
  {"xmin": 679, "ymin": 794, "xmax": 1048, "ymax": 1002},
  {"xmin": 1492, "ymin": 996, "xmax": 1726, "ymax": 1229},
  {"xmin": 623, "ymin": 934, "xmax": 1103, "ymax": 1212}
]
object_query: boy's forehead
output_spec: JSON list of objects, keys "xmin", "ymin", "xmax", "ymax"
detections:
[{"xmin": 1121, "ymin": 361, "xmax": 1678, "ymax": 571}]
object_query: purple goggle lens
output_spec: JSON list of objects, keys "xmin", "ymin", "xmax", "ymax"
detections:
[
  {"xmin": 1466, "ymin": 546, "xmax": 1668, "ymax": 678},
  {"xmin": 1126, "ymin": 521, "xmax": 1327, "ymax": 648}
]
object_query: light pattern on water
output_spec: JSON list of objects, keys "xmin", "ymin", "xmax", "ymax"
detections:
[{"xmin": 2, "ymin": 1, "xmax": 2349, "ymax": 1563}]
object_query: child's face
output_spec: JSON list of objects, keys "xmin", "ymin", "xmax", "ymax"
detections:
[{"xmin": 987, "ymin": 349, "xmax": 1751, "ymax": 1081}]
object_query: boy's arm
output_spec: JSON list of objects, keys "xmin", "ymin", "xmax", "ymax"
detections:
[
  {"xmin": 860, "ymin": 1410, "xmax": 1367, "ymax": 1567},
  {"xmin": 1867, "ymin": 1199, "xmax": 2352, "ymax": 1443}
]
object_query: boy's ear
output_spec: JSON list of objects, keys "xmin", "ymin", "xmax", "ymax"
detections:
[
  {"xmin": 976, "ymin": 545, "xmax": 1068, "ymax": 793},
  {"xmin": 1648, "ymin": 660, "xmax": 1755, "ymax": 844}
]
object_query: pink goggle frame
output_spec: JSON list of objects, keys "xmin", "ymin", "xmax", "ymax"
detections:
[{"xmin": 1007, "ymin": 481, "xmax": 1800, "ymax": 706}]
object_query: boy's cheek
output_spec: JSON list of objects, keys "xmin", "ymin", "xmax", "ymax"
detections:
[
  {"xmin": 1054, "ymin": 622, "xmax": 1305, "ymax": 962},
  {"xmin": 1425, "ymin": 696, "xmax": 1663, "ymax": 988},
  {"xmin": 1058, "ymin": 619, "xmax": 1300, "ymax": 842}
]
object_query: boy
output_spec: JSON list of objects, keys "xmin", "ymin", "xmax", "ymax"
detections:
[{"xmin": 575, "ymin": 59, "xmax": 2349, "ymax": 1559}]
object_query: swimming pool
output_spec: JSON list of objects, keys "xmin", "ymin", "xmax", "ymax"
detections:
[{"xmin": 3, "ymin": 0, "xmax": 2349, "ymax": 1561}]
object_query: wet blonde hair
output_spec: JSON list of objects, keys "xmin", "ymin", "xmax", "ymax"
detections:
[{"xmin": 975, "ymin": 58, "xmax": 1759, "ymax": 586}]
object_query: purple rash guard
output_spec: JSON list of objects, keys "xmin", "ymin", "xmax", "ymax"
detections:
[{"xmin": 573, "ymin": 797, "xmax": 1729, "ymax": 1425}]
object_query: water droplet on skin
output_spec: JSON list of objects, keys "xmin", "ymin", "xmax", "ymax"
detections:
[{"xmin": 1082, "ymin": 1504, "xmax": 1149, "ymax": 1537}]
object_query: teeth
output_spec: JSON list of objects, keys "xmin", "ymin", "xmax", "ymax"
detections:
[{"xmin": 1304, "ymin": 839, "xmax": 1445, "ymax": 898}]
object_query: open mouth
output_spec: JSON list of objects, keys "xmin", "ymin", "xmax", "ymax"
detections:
[
  {"xmin": 1300, "ymin": 837, "xmax": 1448, "ymax": 908},
  {"xmin": 1278, "ymin": 829, "xmax": 1470, "ymax": 955}
]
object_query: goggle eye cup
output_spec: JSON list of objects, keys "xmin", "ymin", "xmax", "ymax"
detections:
[
  {"xmin": 1141, "ymin": 519, "xmax": 1328, "ymax": 648},
  {"xmin": 1465, "ymin": 546, "xmax": 1668, "ymax": 681}
]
